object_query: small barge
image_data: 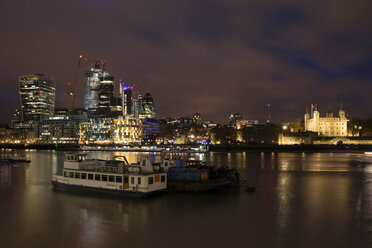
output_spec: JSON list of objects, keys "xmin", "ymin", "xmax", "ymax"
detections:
[
  {"xmin": 52, "ymin": 153, "xmax": 167, "ymax": 198},
  {"xmin": 158, "ymin": 159, "xmax": 240, "ymax": 192}
]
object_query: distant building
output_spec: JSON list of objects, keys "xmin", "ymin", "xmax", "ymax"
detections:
[
  {"xmin": 236, "ymin": 120, "xmax": 259, "ymax": 129},
  {"xmin": 0, "ymin": 124, "xmax": 11, "ymax": 143},
  {"xmin": 120, "ymin": 81, "xmax": 132, "ymax": 116},
  {"xmin": 54, "ymin": 108, "xmax": 70, "ymax": 117},
  {"xmin": 35, "ymin": 116, "xmax": 87, "ymax": 144},
  {"xmin": 84, "ymin": 62, "xmax": 114, "ymax": 115},
  {"xmin": 142, "ymin": 118, "xmax": 161, "ymax": 144},
  {"xmin": 193, "ymin": 113, "xmax": 201, "ymax": 125},
  {"xmin": 141, "ymin": 92, "xmax": 156, "ymax": 118},
  {"xmin": 132, "ymin": 94, "xmax": 143, "ymax": 118},
  {"xmin": 97, "ymin": 72, "xmax": 114, "ymax": 114},
  {"xmin": 229, "ymin": 113, "xmax": 242, "ymax": 128},
  {"xmin": 79, "ymin": 117, "xmax": 142, "ymax": 144},
  {"xmin": 19, "ymin": 74, "xmax": 55, "ymax": 123},
  {"xmin": 278, "ymin": 132, "xmax": 317, "ymax": 145},
  {"xmin": 304, "ymin": 106, "xmax": 348, "ymax": 137}
]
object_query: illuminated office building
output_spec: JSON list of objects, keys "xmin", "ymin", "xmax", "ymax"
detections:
[
  {"xmin": 120, "ymin": 81, "xmax": 132, "ymax": 116},
  {"xmin": 193, "ymin": 113, "xmax": 201, "ymax": 125},
  {"xmin": 84, "ymin": 62, "xmax": 114, "ymax": 115},
  {"xmin": 141, "ymin": 92, "xmax": 156, "ymax": 118},
  {"xmin": 79, "ymin": 117, "xmax": 142, "ymax": 144},
  {"xmin": 97, "ymin": 72, "xmax": 114, "ymax": 114},
  {"xmin": 18, "ymin": 74, "xmax": 55, "ymax": 123}
]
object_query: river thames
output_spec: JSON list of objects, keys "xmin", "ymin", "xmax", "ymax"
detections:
[{"xmin": 1, "ymin": 150, "xmax": 372, "ymax": 248}]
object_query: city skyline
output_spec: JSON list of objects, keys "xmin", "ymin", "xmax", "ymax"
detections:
[{"xmin": 1, "ymin": 0, "xmax": 372, "ymax": 123}]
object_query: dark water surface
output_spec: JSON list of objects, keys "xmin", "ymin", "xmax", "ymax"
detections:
[{"xmin": 1, "ymin": 150, "xmax": 372, "ymax": 248}]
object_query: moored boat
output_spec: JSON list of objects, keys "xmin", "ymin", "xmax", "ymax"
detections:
[
  {"xmin": 158, "ymin": 158, "xmax": 240, "ymax": 192},
  {"xmin": 52, "ymin": 153, "xmax": 167, "ymax": 198}
]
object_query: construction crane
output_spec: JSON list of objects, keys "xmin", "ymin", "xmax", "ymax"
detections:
[{"xmin": 67, "ymin": 55, "xmax": 84, "ymax": 113}]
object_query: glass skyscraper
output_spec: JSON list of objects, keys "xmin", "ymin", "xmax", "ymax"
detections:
[
  {"xmin": 18, "ymin": 74, "xmax": 55, "ymax": 123},
  {"xmin": 84, "ymin": 62, "xmax": 114, "ymax": 115}
]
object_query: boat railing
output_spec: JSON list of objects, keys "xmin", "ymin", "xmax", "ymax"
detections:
[{"xmin": 75, "ymin": 163, "xmax": 122, "ymax": 174}]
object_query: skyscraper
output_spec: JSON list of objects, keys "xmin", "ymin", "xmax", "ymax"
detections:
[
  {"xmin": 84, "ymin": 62, "xmax": 101, "ymax": 114},
  {"xmin": 18, "ymin": 74, "xmax": 55, "ymax": 122},
  {"xmin": 84, "ymin": 61, "xmax": 114, "ymax": 115},
  {"xmin": 141, "ymin": 92, "xmax": 156, "ymax": 118},
  {"xmin": 97, "ymin": 72, "xmax": 114, "ymax": 114},
  {"xmin": 120, "ymin": 81, "xmax": 132, "ymax": 116},
  {"xmin": 132, "ymin": 93, "xmax": 143, "ymax": 118}
]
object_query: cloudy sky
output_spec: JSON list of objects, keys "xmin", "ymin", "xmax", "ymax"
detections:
[{"xmin": 1, "ymin": 0, "xmax": 371, "ymax": 123}]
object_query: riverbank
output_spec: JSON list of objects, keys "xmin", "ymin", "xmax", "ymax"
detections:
[
  {"xmin": 209, "ymin": 144, "xmax": 372, "ymax": 152},
  {"xmin": 2, "ymin": 143, "xmax": 372, "ymax": 152}
]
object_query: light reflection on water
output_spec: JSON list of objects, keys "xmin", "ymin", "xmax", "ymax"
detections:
[{"xmin": 0, "ymin": 150, "xmax": 372, "ymax": 247}]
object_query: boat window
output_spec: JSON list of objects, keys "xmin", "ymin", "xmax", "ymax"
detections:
[
  {"xmin": 75, "ymin": 173, "xmax": 80, "ymax": 179},
  {"xmin": 109, "ymin": 175, "xmax": 115, "ymax": 182},
  {"xmin": 124, "ymin": 176, "xmax": 128, "ymax": 183},
  {"xmin": 148, "ymin": 177, "xmax": 153, "ymax": 184},
  {"xmin": 69, "ymin": 172, "xmax": 74, "ymax": 178},
  {"xmin": 116, "ymin": 176, "xmax": 122, "ymax": 183},
  {"xmin": 102, "ymin": 175, "xmax": 108, "ymax": 181},
  {"xmin": 88, "ymin": 174, "xmax": 93, "ymax": 180},
  {"xmin": 161, "ymin": 175, "xmax": 165, "ymax": 182},
  {"xmin": 81, "ymin": 173, "xmax": 87, "ymax": 179},
  {"xmin": 95, "ymin": 174, "xmax": 101, "ymax": 181},
  {"xmin": 64, "ymin": 171, "xmax": 68, "ymax": 177},
  {"xmin": 130, "ymin": 177, "xmax": 134, "ymax": 184},
  {"xmin": 138, "ymin": 177, "xmax": 141, "ymax": 185}
]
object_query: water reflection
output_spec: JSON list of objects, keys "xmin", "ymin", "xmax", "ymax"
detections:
[
  {"xmin": 0, "ymin": 150, "xmax": 371, "ymax": 247},
  {"xmin": 0, "ymin": 165, "xmax": 11, "ymax": 186},
  {"xmin": 260, "ymin": 152, "xmax": 372, "ymax": 172}
]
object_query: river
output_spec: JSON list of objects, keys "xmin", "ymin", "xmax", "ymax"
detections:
[{"xmin": 1, "ymin": 150, "xmax": 372, "ymax": 247}]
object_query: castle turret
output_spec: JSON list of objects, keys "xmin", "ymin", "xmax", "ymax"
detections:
[{"xmin": 339, "ymin": 109, "xmax": 345, "ymax": 119}]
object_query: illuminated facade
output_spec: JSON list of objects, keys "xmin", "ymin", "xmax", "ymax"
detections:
[
  {"xmin": 142, "ymin": 118, "xmax": 161, "ymax": 143},
  {"xmin": 278, "ymin": 132, "xmax": 316, "ymax": 145},
  {"xmin": 304, "ymin": 106, "xmax": 348, "ymax": 137},
  {"xmin": 35, "ymin": 116, "xmax": 86, "ymax": 144},
  {"xmin": 132, "ymin": 94, "xmax": 144, "ymax": 118},
  {"xmin": 84, "ymin": 62, "xmax": 114, "ymax": 114},
  {"xmin": 120, "ymin": 81, "xmax": 132, "ymax": 116},
  {"xmin": 236, "ymin": 120, "xmax": 259, "ymax": 129},
  {"xmin": 97, "ymin": 72, "xmax": 114, "ymax": 114},
  {"xmin": 79, "ymin": 117, "xmax": 142, "ymax": 144},
  {"xmin": 229, "ymin": 113, "xmax": 242, "ymax": 128},
  {"xmin": 19, "ymin": 74, "xmax": 55, "ymax": 122},
  {"xmin": 141, "ymin": 92, "xmax": 156, "ymax": 118},
  {"xmin": 193, "ymin": 113, "xmax": 201, "ymax": 125}
]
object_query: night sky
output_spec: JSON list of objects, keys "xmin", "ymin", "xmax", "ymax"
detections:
[{"xmin": 1, "ymin": 0, "xmax": 372, "ymax": 124}]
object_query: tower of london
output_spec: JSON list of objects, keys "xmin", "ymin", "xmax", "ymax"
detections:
[{"xmin": 304, "ymin": 106, "xmax": 348, "ymax": 137}]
